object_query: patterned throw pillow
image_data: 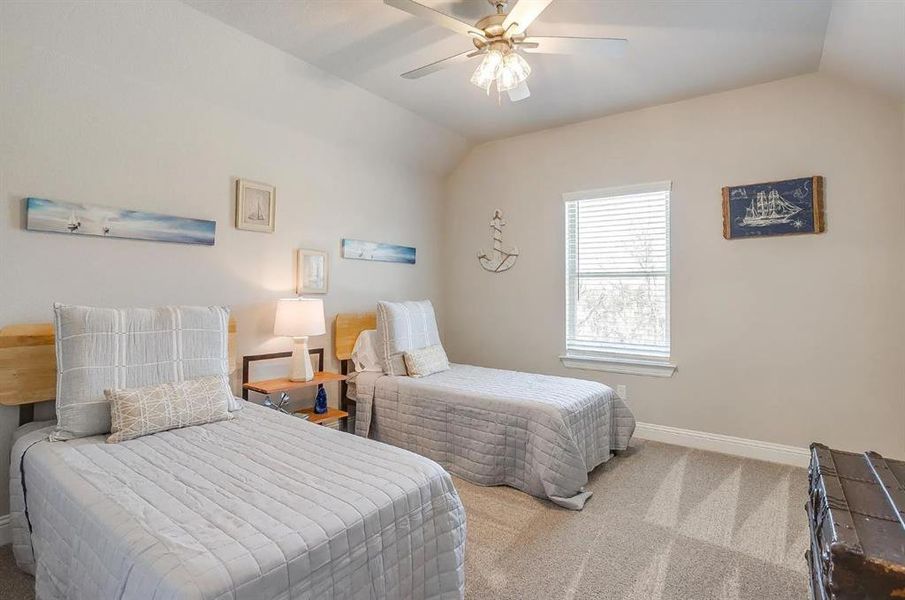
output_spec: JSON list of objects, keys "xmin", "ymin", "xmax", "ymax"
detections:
[
  {"xmin": 403, "ymin": 345, "xmax": 450, "ymax": 378},
  {"xmin": 105, "ymin": 375, "xmax": 234, "ymax": 443},
  {"xmin": 376, "ymin": 300, "xmax": 442, "ymax": 376},
  {"xmin": 52, "ymin": 304, "xmax": 232, "ymax": 441}
]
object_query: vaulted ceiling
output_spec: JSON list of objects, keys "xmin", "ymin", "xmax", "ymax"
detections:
[
  {"xmin": 819, "ymin": 0, "xmax": 905, "ymax": 101},
  {"xmin": 185, "ymin": 1, "xmax": 896, "ymax": 143}
]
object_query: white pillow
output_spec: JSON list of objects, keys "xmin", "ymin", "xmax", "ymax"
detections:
[
  {"xmin": 376, "ymin": 300, "xmax": 442, "ymax": 376},
  {"xmin": 351, "ymin": 330, "xmax": 382, "ymax": 373},
  {"xmin": 52, "ymin": 303, "xmax": 232, "ymax": 441}
]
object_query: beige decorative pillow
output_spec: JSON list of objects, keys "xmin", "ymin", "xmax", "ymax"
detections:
[
  {"xmin": 403, "ymin": 345, "xmax": 450, "ymax": 378},
  {"xmin": 105, "ymin": 375, "xmax": 234, "ymax": 443}
]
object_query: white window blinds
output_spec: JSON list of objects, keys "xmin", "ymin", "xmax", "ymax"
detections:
[{"xmin": 565, "ymin": 182, "xmax": 671, "ymax": 359}]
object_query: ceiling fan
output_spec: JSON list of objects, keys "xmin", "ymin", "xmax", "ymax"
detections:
[{"xmin": 384, "ymin": 0, "xmax": 628, "ymax": 102}]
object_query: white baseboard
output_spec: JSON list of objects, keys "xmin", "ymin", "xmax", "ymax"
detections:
[
  {"xmin": 634, "ymin": 421, "xmax": 810, "ymax": 467},
  {"xmin": 0, "ymin": 514, "xmax": 10, "ymax": 546}
]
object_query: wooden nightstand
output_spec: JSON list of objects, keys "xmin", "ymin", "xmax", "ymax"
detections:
[
  {"xmin": 242, "ymin": 371, "xmax": 349, "ymax": 429},
  {"xmin": 293, "ymin": 407, "xmax": 349, "ymax": 427},
  {"xmin": 242, "ymin": 372, "xmax": 347, "ymax": 396}
]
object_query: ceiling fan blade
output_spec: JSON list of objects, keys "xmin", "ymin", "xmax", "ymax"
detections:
[
  {"xmin": 502, "ymin": 0, "xmax": 554, "ymax": 34},
  {"xmin": 518, "ymin": 36, "xmax": 628, "ymax": 57},
  {"xmin": 507, "ymin": 81, "xmax": 530, "ymax": 102},
  {"xmin": 401, "ymin": 49, "xmax": 484, "ymax": 79},
  {"xmin": 384, "ymin": 0, "xmax": 485, "ymax": 39}
]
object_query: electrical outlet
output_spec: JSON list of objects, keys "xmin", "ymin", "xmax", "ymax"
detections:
[{"xmin": 616, "ymin": 384, "xmax": 627, "ymax": 399}]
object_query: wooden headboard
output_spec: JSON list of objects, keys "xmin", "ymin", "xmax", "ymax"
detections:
[
  {"xmin": 0, "ymin": 318, "xmax": 238, "ymax": 408},
  {"xmin": 334, "ymin": 312, "xmax": 376, "ymax": 361}
]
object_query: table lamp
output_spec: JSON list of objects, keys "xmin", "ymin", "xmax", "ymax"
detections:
[{"xmin": 274, "ymin": 297, "xmax": 326, "ymax": 382}]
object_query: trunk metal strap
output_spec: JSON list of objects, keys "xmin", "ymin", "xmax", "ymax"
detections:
[
  {"xmin": 814, "ymin": 445, "xmax": 864, "ymax": 555},
  {"xmin": 864, "ymin": 451, "xmax": 905, "ymax": 532}
]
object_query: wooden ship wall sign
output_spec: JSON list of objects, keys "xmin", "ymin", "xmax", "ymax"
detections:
[
  {"xmin": 722, "ymin": 176, "xmax": 825, "ymax": 239},
  {"xmin": 478, "ymin": 210, "xmax": 519, "ymax": 273}
]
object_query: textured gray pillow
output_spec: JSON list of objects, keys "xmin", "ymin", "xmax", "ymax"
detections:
[
  {"xmin": 106, "ymin": 375, "xmax": 234, "ymax": 443},
  {"xmin": 376, "ymin": 300, "xmax": 441, "ymax": 376},
  {"xmin": 52, "ymin": 304, "xmax": 231, "ymax": 441}
]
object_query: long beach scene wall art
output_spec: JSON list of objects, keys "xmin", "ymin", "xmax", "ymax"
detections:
[
  {"xmin": 341, "ymin": 238, "xmax": 416, "ymax": 264},
  {"xmin": 26, "ymin": 198, "xmax": 216, "ymax": 246}
]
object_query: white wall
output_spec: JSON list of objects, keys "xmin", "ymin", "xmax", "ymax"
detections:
[
  {"xmin": 444, "ymin": 73, "xmax": 905, "ymax": 459},
  {"xmin": 0, "ymin": 0, "xmax": 466, "ymax": 514}
]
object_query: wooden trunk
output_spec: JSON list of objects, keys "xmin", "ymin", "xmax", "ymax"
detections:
[{"xmin": 806, "ymin": 443, "xmax": 905, "ymax": 600}]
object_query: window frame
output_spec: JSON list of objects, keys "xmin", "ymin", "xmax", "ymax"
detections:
[{"xmin": 561, "ymin": 181, "xmax": 676, "ymax": 377}]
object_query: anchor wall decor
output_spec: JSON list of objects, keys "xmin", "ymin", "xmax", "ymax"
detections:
[{"xmin": 477, "ymin": 210, "xmax": 519, "ymax": 273}]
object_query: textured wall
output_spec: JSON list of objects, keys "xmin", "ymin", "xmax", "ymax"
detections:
[
  {"xmin": 0, "ymin": 0, "xmax": 466, "ymax": 515},
  {"xmin": 444, "ymin": 73, "xmax": 905, "ymax": 459}
]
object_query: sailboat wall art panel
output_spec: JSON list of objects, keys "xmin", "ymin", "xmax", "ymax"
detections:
[
  {"xmin": 341, "ymin": 239, "xmax": 416, "ymax": 264},
  {"xmin": 722, "ymin": 176, "xmax": 824, "ymax": 239},
  {"xmin": 25, "ymin": 198, "xmax": 216, "ymax": 246},
  {"xmin": 235, "ymin": 179, "xmax": 275, "ymax": 233}
]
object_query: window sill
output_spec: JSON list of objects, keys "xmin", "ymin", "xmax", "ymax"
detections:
[{"xmin": 559, "ymin": 354, "xmax": 677, "ymax": 378}]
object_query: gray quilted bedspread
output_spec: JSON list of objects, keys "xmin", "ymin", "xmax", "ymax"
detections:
[
  {"xmin": 9, "ymin": 403, "xmax": 466, "ymax": 600},
  {"xmin": 351, "ymin": 364, "xmax": 636, "ymax": 510}
]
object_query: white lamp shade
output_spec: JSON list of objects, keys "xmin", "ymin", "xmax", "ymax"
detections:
[{"xmin": 274, "ymin": 297, "xmax": 326, "ymax": 337}]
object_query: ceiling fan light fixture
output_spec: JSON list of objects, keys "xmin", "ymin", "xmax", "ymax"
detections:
[
  {"xmin": 503, "ymin": 50, "xmax": 531, "ymax": 83},
  {"xmin": 386, "ymin": 0, "xmax": 628, "ymax": 105},
  {"xmin": 470, "ymin": 48, "xmax": 505, "ymax": 92},
  {"xmin": 496, "ymin": 62, "xmax": 520, "ymax": 92},
  {"xmin": 471, "ymin": 47, "xmax": 532, "ymax": 96}
]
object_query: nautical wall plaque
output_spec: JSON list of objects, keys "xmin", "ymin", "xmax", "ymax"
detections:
[
  {"xmin": 722, "ymin": 176, "xmax": 824, "ymax": 239},
  {"xmin": 477, "ymin": 209, "xmax": 519, "ymax": 273}
]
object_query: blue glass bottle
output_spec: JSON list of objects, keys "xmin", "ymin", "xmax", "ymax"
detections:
[{"xmin": 314, "ymin": 385, "xmax": 328, "ymax": 414}]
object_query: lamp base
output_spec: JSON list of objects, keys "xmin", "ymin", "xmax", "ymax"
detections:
[{"xmin": 289, "ymin": 336, "xmax": 315, "ymax": 382}]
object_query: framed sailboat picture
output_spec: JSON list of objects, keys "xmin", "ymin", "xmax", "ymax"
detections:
[
  {"xmin": 722, "ymin": 176, "xmax": 824, "ymax": 239},
  {"xmin": 297, "ymin": 249, "xmax": 329, "ymax": 294},
  {"xmin": 236, "ymin": 179, "xmax": 275, "ymax": 233},
  {"xmin": 25, "ymin": 198, "xmax": 216, "ymax": 245}
]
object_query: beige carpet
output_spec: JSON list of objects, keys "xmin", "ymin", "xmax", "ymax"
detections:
[
  {"xmin": 0, "ymin": 440, "xmax": 809, "ymax": 600},
  {"xmin": 458, "ymin": 439, "xmax": 809, "ymax": 600},
  {"xmin": 0, "ymin": 544, "xmax": 33, "ymax": 600}
]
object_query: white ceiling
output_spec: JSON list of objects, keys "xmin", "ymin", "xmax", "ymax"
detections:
[{"xmin": 186, "ymin": 0, "xmax": 835, "ymax": 142}]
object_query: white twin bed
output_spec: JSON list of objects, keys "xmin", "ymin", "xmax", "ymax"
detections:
[
  {"xmin": 10, "ymin": 405, "xmax": 465, "ymax": 600},
  {"xmin": 4, "ymin": 301, "xmax": 635, "ymax": 599},
  {"xmin": 350, "ymin": 364, "xmax": 635, "ymax": 510},
  {"xmin": 340, "ymin": 305, "xmax": 635, "ymax": 511}
]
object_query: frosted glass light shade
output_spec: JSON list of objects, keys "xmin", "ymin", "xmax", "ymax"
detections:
[
  {"xmin": 497, "ymin": 65, "xmax": 519, "ymax": 92},
  {"xmin": 470, "ymin": 48, "xmax": 504, "ymax": 93},
  {"xmin": 503, "ymin": 51, "xmax": 531, "ymax": 83},
  {"xmin": 274, "ymin": 297, "xmax": 326, "ymax": 337},
  {"xmin": 472, "ymin": 49, "xmax": 532, "ymax": 95}
]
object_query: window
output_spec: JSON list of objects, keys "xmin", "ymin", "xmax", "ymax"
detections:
[{"xmin": 562, "ymin": 182, "xmax": 675, "ymax": 377}]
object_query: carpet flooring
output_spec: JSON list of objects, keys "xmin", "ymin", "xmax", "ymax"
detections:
[
  {"xmin": 0, "ymin": 440, "xmax": 809, "ymax": 600},
  {"xmin": 0, "ymin": 544, "xmax": 32, "ymax": 600},
  {"xmin": 458, "ymin": 439, "xmax": 810, "ymax": 600}
]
